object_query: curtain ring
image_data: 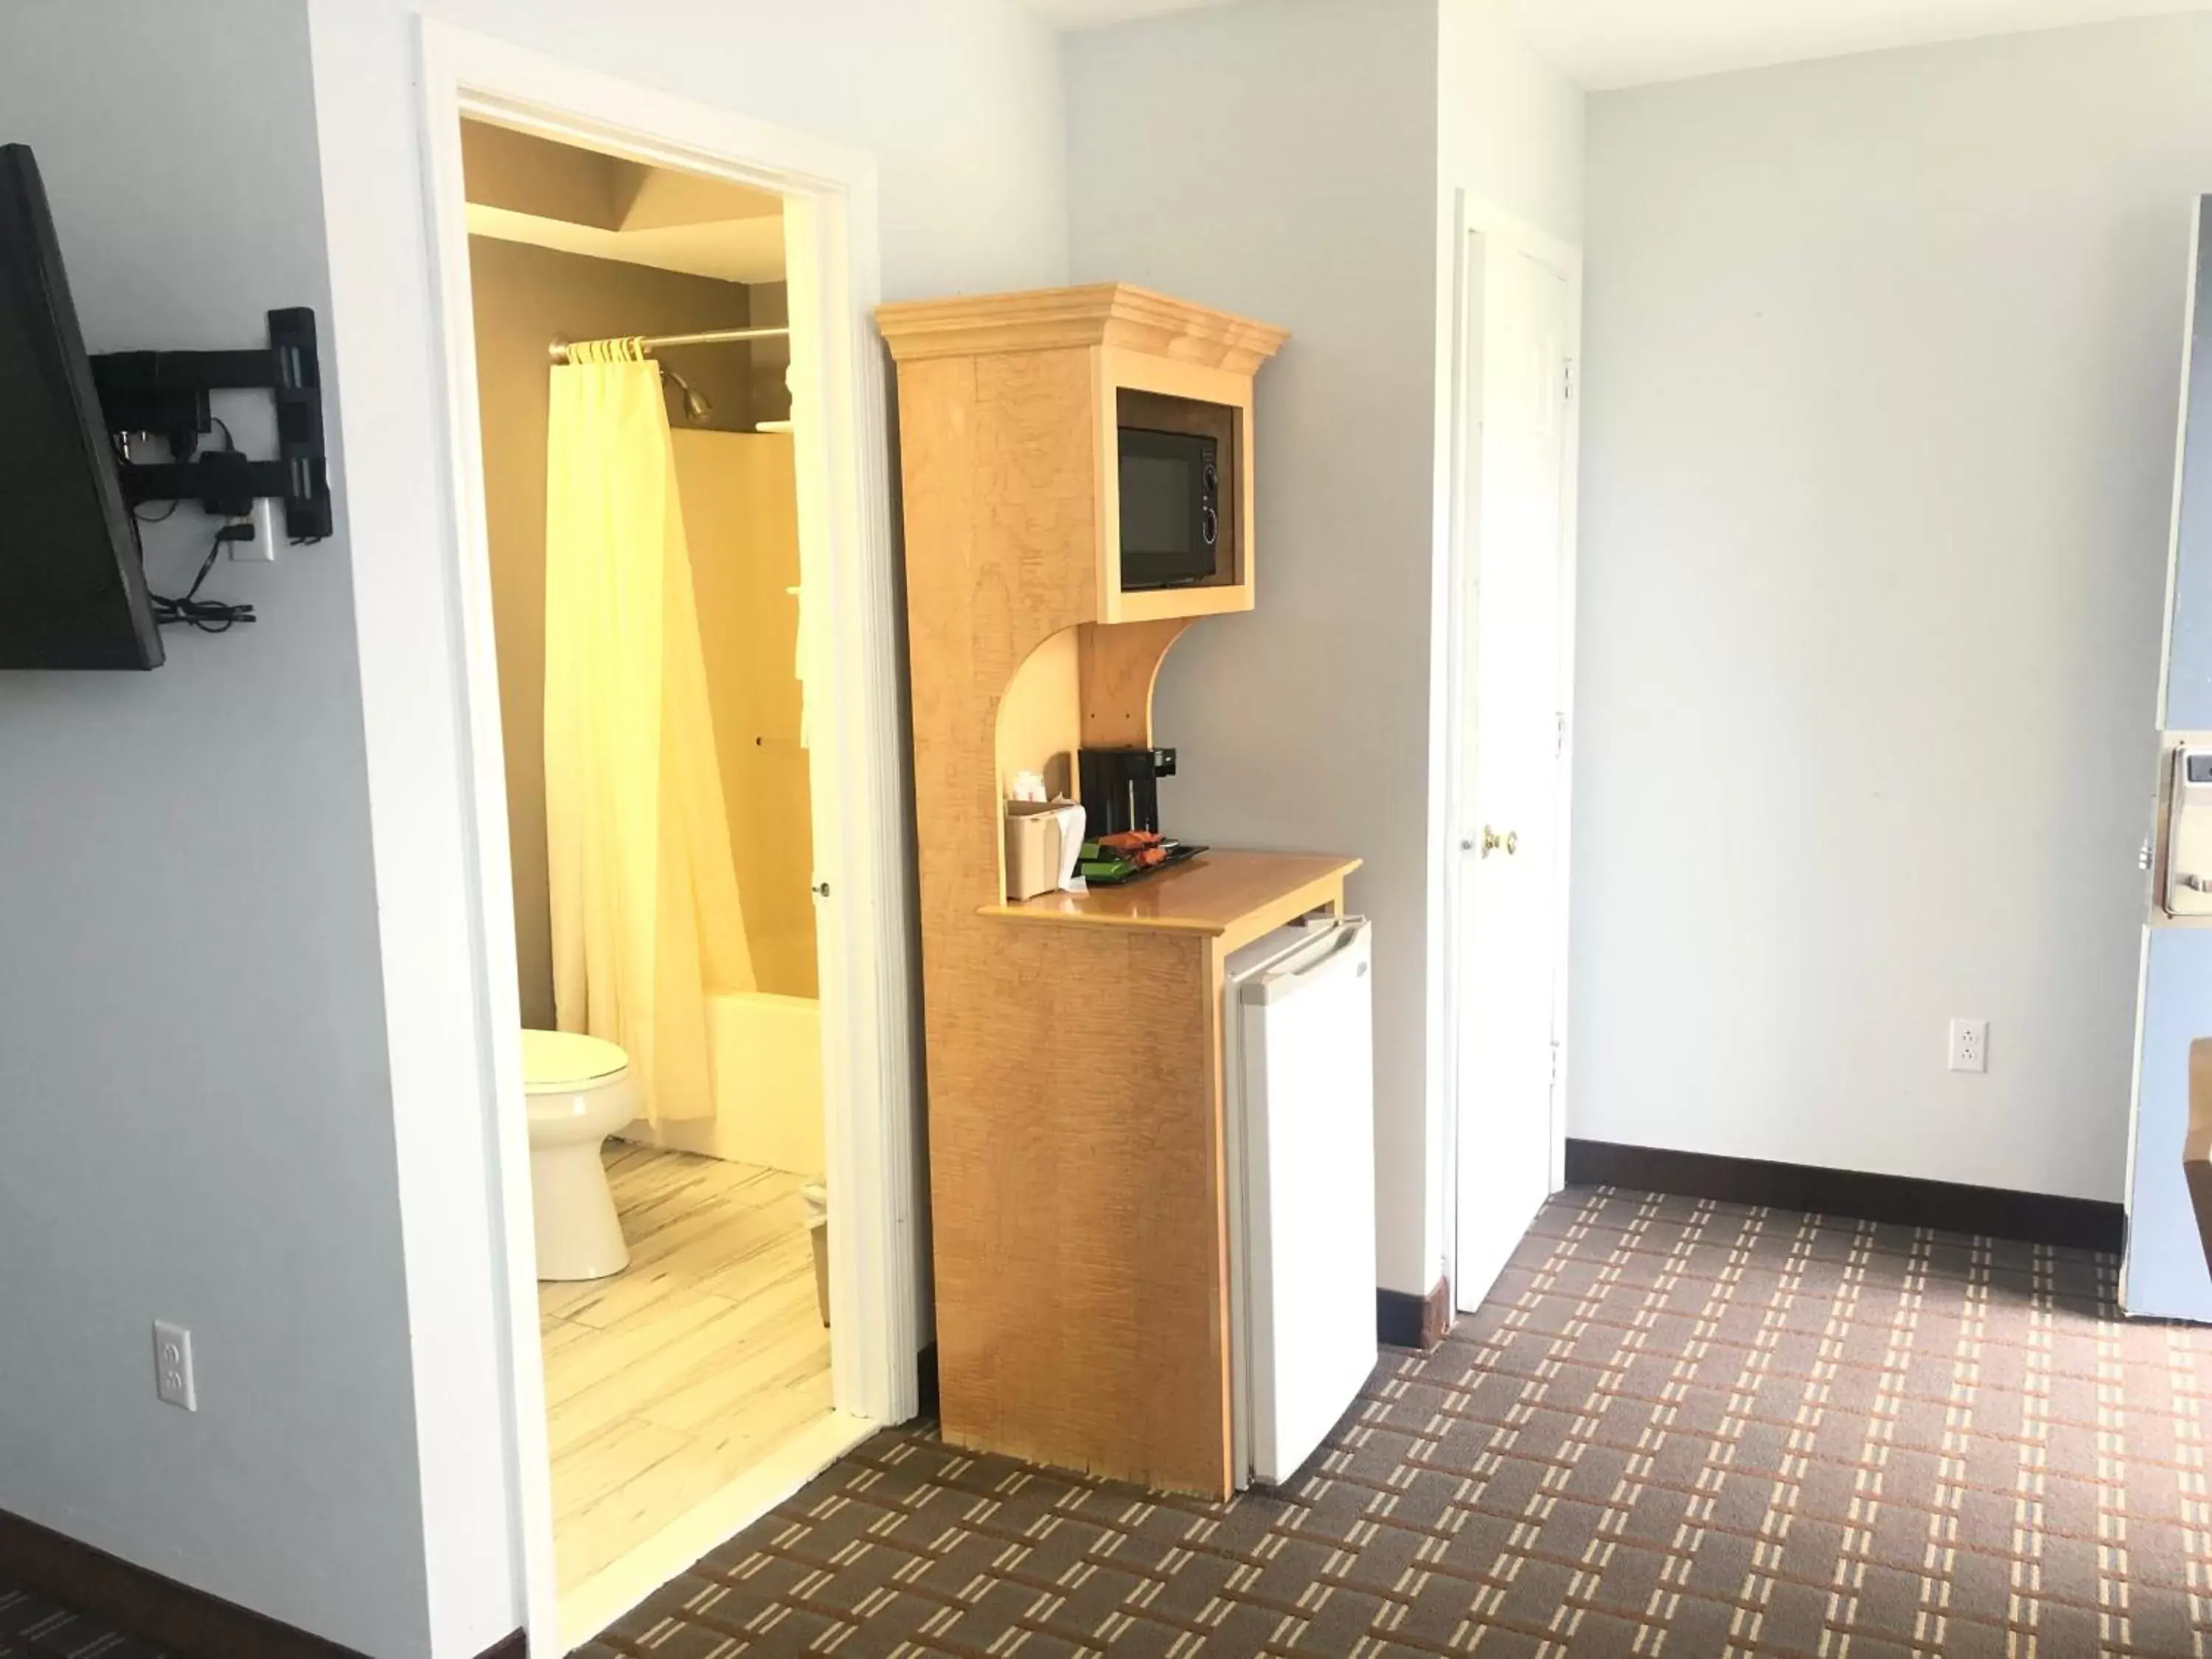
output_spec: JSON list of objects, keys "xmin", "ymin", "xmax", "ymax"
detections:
[{"xmin": 563, "ymin": 337, "xmax": 650, "ymax": 365}]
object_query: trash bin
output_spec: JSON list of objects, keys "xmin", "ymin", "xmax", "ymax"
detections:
[{"xmin": 801, "ymin": 1181, "xmax": 829, "ymax": 1326}]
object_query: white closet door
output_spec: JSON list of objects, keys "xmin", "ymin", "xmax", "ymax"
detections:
[{"xmin": 1454, "ymin": 237, "xmax": 1575, "ymax": 1312}]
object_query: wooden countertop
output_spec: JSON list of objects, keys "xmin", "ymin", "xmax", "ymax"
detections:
[{"xmin": 982, "ymin": 849, "xmax": 1360, "ymax": 938}]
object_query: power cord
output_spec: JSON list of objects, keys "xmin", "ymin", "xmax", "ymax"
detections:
[
  {"xmin": 149, "ymin": 522, "xmax": 257, "ymax": 633},
  {"xmin": 117, "ymin": 420, "xmax": 235, "ymax": 525}
]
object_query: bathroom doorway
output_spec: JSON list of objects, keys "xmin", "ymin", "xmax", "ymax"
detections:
[
  {"xmin": 417, "ymin": 29, "xmax": 921, "ymax": 1658},
  {"xmin": 464, "ymin": 112, "xmax": 840, "ymax": 1635}
]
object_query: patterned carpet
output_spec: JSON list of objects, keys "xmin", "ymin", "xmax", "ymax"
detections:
[
  {"xmin": 578, "ymin": 1187, "xmax": 2199, "ymax": 1659},
  {"xmin": 4, "ymin": 1186, "xmax": 2206, "ymax": 1658}
]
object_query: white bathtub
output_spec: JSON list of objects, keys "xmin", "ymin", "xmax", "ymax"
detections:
[{"xmin": 622, "ymin": 990, "xmax": 824, "ymax": 1175}]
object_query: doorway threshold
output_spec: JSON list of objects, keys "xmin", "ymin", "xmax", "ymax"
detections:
[{"xmin": 560, "ymin": 1408, "xmax": 876, "ymax": 1651}]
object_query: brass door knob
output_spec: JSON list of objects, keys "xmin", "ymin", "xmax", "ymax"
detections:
[{"xmin": 1480, "ymin": 826, "xmax": 1518, "ymax": 858}]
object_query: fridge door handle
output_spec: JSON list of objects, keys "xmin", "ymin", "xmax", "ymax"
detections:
[{"xmin": 1241, "ymin": 919, "xmax": 1370, "ymax": 1004}]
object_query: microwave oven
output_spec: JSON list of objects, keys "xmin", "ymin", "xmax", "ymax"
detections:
[{"xmin": 1118, "ymin": 426, "xmax": 1219, "ymax": 591}]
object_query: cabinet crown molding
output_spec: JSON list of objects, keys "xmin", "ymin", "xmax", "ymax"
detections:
[{"xmin": 875, "ymin": 282, "xmax": 1288, "ymax": 374}]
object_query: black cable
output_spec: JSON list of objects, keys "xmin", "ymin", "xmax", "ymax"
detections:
[
  {"xmin": 112, "ymin": 433, "xmax": 178, "ymax": 522},
  {"xmin": 148, "ymin": 523, "xmax": 256, "ymax": 633},
  {"xmin": 115, "ymin": 419, "xmax": 237, "ymax": 525},
  {"xmin": 116, "ymin": 421, "xmax": 274, "ymax": 627}
]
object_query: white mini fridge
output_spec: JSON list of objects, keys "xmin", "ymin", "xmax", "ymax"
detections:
[{"xmin": 1224, "ymin": 915, "xmax": 1378, "ymax": 1489}]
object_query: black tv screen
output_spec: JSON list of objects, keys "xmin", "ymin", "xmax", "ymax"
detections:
[{"xmin": 0, "ymin": 143, "xmax": 159, "ymax": 669}]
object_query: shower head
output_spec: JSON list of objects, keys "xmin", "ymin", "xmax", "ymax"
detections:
[{"xmin": 661, "ymin": 366, "xmax": 713, "ymax": 424}]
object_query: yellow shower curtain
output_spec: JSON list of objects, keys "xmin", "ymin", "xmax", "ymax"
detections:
[{"xmin": 543, "ymin": 338, "xmax": 756, "ymax": 1125}]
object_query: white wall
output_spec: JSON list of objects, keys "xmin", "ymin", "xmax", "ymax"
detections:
[
  {"xmin": 1572, "ymin": 15, "xmax": 2212, "ymax": 1200},
  {"xmin": 1437, "ymin": 0, "xmax": 1585, "ymax": 247},
  {"xmin": 0, "ymin": 4, "xmax": 433, "ymax": 1655},
  {"xmin": 304, "ymin": 0, "xmax": 1070, "ymax": 1649},
  {"xmin": 1068, "ymin": 0, "xmax": 1583, "ymax": 1297},
  {"xmin": 408, "ymin": 0, "xmax": 1068, "ymax": 302}
]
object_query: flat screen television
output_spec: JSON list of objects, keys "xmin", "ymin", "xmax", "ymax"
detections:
[{"xmin": 0, "ymin": 143, "xmax": 160, "ymax": 669}]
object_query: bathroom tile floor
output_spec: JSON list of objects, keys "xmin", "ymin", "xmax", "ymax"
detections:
[{"xmin": 540, "ymin": 1144, "xmax": 832, "ymax": 1605}]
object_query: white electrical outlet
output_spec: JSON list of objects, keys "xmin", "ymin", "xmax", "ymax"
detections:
[
  {"xmin": 153, "ymin": 1320, "xmax": 197, "ymax": 1411},
  {"xmin": 227, "ymin": 497, "xmax": 279, "ymax": 563},
  {"xmin": 1949, "ymin": 1018, "xmax": 1989, "ymax": 1074}
]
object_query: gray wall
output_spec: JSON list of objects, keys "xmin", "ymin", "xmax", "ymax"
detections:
[
  {"xmin": 1068, "ymin": 0, "xmax": 1445, "ymax": 1293},
  {"xmin": 0, "ymin": 2, "xmax": 430, "ymax": 1653},
  {"xmin": 1571, "ymin": 14, "xmax": 2212, "ymax": 1198},
  {"xmin": 1067, "ymin": 0, "xmax": 1585, "ymax": 1295}
]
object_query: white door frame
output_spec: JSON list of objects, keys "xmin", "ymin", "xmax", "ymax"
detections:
[
  {"xmin": 1441, "ymin": 191, "xmax": 1583, "ymax": 1295},
  {"xmin": 414, "ymin": 22, "xmax": 920, "ymax": 1651}
]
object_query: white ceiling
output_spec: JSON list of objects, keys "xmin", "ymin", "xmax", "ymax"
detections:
[
  {"xmin": 1028, "ymin": 0, "xmax": 2211, "ymax": 88},
  {"xmin": 1023, "ymin": 0, "xmax": 1231, "ymax": 26},
  {"xmin": 1507, "ymin": 0, "xmax": 2211, "ymax": 89}
]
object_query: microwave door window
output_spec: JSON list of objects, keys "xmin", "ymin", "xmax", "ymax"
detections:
[
  {"xmin": 1121, "ymin": 451, "xmax": 1214, "ymax": 588},
  {"xmin": 1123, "ymin": 454, "xmax": 1192, "ymax": 554}
]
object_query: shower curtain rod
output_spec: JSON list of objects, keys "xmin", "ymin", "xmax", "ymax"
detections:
[{"xmin": 547, "ymin": 326, "xmax": 790, "ymax": 364}]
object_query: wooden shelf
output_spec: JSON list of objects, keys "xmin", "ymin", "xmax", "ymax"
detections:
[
  {"xmin": 984, "ymin": 850, "xmax": 1360, "ymax": 948},
  {"xmin": 1110, "ymin": 582, "xmax": 1253, "ymax": 625}
]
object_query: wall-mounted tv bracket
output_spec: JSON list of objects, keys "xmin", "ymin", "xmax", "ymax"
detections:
[{"xmin": 88, "ymin": 306, "xmax": 332, "ymax": 540}]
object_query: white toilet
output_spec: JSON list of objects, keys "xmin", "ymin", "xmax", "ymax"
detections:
[{"xmin": 523, "ymin": 1030, "xmax": 639, "ymax": 1281}]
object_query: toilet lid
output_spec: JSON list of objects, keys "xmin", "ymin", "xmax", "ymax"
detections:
[{"xmin": 521, "ymin": 1030, "xmax": 630, "ymax": 1093}]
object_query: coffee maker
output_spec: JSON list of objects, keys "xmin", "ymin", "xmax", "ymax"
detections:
[{"xmin": 1078, "ymin": 746, "xmax": 1177, "ymax": 839}]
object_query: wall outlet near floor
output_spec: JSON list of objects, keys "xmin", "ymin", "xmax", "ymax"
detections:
[
  {"xmin": 1948, "ymin": 1018, "xmax": 1989, "ymax": 1074},
  {"xmin": 153, "ymin": 1320, "xmax": 197, "ymax": 1411}
]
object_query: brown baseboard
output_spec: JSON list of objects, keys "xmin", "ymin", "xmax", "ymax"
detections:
[
  {"xmin": 0, "ymin": 1504, "xmax": 524, "ymax": 1659},
  {"xmin": 1376, "ymin": 1274, "xmax": 1452, "ymax": 1350},
  {"xmin": 1564, "ymin": 1138, "xmax": 2125, "ymax": 1253}
]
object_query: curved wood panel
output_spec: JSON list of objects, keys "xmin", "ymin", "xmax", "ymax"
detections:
[
  {"xmin": 1077, "ymin": 618, "xmax": 1190, "ymax": 749},
  {"xmin": 995, "ymin": 625, "xmax": 1082, "ymax": 804}
]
